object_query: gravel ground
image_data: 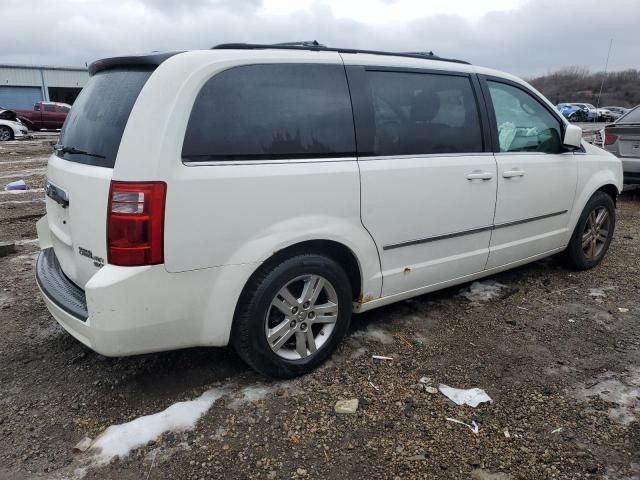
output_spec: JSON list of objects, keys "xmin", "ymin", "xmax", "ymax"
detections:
[{"xmin": 0, "ymin": 138, "xmax": 638, "ymax": 480}]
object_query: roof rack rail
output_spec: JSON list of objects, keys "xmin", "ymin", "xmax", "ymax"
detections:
[
  {"xmin": 273, "ymin": 40, "xmax": 327, "ymax": 48},
  {"xmin": 401, "ymin": 51, "xmax": 435, "ymax": 58},
  {"xmin": 211, "ymin": 42, "xmax": 470, "ymax": 65}
]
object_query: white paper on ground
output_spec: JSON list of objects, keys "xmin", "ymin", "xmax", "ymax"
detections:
[{"xmin": 439, "ymin": 384, "xmax": 493, "ymax": 407}]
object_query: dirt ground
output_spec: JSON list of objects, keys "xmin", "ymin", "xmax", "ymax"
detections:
[{"xmin": 0, "ymin": 138, "xmax": 638, "ymax": 480}]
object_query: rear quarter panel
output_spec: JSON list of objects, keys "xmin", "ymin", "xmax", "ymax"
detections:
[{"xmin": 112, "ymin": 50, "xmax": 383, "ymax": 300}]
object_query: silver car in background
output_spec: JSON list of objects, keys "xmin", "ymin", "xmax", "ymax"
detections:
[
  {"xmin": 601, "ymin": 106, "xmax": 629, "ymax": 121},
  {"xmin": 598, "ymin": 105, "xmax": 640, "ymax": 184}
]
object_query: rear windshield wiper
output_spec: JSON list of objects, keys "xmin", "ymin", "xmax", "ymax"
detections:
[{"xmin": 54, "ymin": 144, "xmax": 105, "ymax": 159}]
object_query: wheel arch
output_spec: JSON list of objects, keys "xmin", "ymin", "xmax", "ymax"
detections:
[
  {"xmin": 596, "ymin": 183, "xmax": 619, "ymax": 206},
  {"xmin": 238, "ymin": 239, "xmax": 364, "ymax": 305},
  {"xmin": 229, "ymin": 239, "xmax": 366, "ymax": 352},
  {"xmin": 564, "ymin": 175, "xmax": 621, "ymax": 247}
]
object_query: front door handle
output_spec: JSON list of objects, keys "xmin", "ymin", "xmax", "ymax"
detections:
[
  {"xmin": 466, "ymin": 171, "xmax": 494, "ymax": 181},
  {"xmin": 503, "ymin": 169, "xmax": 526, "ymax": 178}
]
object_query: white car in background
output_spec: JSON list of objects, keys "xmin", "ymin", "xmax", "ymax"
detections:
[
  {"xmin": 0, "ymin": 109, "xmax": 29, "ymax": 141},
  {"xmin": 36, "ymin": 44, "xmax": 623, "ymax": 378}
]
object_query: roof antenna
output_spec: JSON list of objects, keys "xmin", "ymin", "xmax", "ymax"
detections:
[{"xmin": 595, "ymin": 38, "xmax": 613, "ymax": 121}]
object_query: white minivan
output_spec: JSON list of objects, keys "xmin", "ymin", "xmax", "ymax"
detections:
[{"xmin": 36, "ymin": 43, "xmax": 623, "ymax": 378}]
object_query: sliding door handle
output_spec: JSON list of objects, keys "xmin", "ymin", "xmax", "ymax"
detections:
[
  {"xmin": 503, "ymin": 169, "xmax": 526, "ymax": 178},
  {"xmin": 466, "ymin": 171, "xmax": 494, "ymax": 181}
]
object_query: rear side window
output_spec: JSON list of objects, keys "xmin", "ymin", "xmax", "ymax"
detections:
[
  {"xmin": 355, "ymin": 71, "xmax": 483, "ymax": 156},
  {"xmin": 487, "ymin": 81, "xmax": 562, "ymax": 154},
  {"xmin": 182, "ymin": 64, "xmax": 355, "ymax": 161},
  {"xmin": 56, "ymin": 69, "xmax": 152, "ymax": 168}
]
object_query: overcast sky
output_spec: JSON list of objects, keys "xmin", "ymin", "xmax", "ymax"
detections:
[{"xmin": 1, "ymin": 0, "xmax": 638, "ymax": 77}]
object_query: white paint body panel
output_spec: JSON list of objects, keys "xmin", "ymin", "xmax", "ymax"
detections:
[
  {"xmin": 36, "ymin": 49, "xmax": 623, "ymax": 355},
  {"xmin": 486, "ymin": 152, "xmax": 578, "ymax": 268},
  {"xmin": 358, "ymin": 154, "xmax": 497, "ymax": 296}
]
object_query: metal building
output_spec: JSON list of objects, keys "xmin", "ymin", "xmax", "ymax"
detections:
[{"xmin": 0, "ymin": 64, "xmax": 88, "ymax": 110}]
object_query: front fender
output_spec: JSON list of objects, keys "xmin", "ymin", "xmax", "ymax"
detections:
[{"xmin": 563, "ymin": 151, "xmax": 623, "ymax": 245}]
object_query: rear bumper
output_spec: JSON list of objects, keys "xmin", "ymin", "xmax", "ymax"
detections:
[
  {"xmin": 36, "ymin": 248, "xmax": 88, "ymax": 321},
  {"xmin": 623, "ymin": 172, "xmax": 640, "ymax": 184},
  {"xmin": 622, "ymin": 158, "xmax": 640, "ymax": 184},
  {"xmin": 35, "ymin": 246, "xmax": 257, "ymax": 356}
]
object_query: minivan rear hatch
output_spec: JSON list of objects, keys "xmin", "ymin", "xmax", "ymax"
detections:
[{"xmin": 45, "ymin": 68, "xmax": 152, "ymax": 288}]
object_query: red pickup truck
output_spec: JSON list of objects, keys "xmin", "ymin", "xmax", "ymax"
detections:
[{"xmin": 14, "ymin": 101, "xmax": 71, "ymax": 130}]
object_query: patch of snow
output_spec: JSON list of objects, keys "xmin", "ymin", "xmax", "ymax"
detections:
[
  {"xmin": 412, "ymin": 332, "xmax": 428, "ymax": 345},
  {"xmin": 211, "ymin": 426, "xmax": 226, "ymax": 440},
  {"xmin": 9, "ymin": 252, "xmax": 39, "ymax": 264},
  {"xmin": 90, "ymin": 387, "xmax": 227, "ymax": 464},
  {"xmin": 14, "ymin": 238, "xmax": 39, "ymax": 246},
  {"xmin": 145, "ymin": 441, "xmax": 191, "ymax": 465},
  {"xmin": 0, "ymin": 167, "xmax": 47, "ymax": 179},
  {"xmin": 0, "ymin": 187, "xmax": 44, "ymax": 195},
  {"xmin": 350, "ymin": 346, "xmax": 367, "ymax": 359},
  {"xmin": 228, "ymin": 385, "xmax": 273, "ymax": 410},
  {"xmin": 28, "ymin": 320, "xmax": 65, "ymax": 342},
  {"xmin": 579, "ymin": 370, "xmax": 640, "ymax": 425},
  {"xmin": 351, "ymin": 325, "xmax": 394, "ymax": 344},
  {"xmin": 588, "ymin": 286, "xmax": 617, "ymax": 298},
  {"xmin": 0, "ymin": 198, "xmax": 45, "ymax": 205},
  {"xmin": 459, "ymin": 281, "xmax": 507, "ymax": 303}
]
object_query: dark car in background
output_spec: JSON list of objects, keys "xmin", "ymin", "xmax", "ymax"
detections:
[
  {"xmin": 601, "ymin": 106, "xmax": 629, "ymax": 121},
  {"xmin": 597, "ymin": 105, "xmax": 640, "ymax": 184}
]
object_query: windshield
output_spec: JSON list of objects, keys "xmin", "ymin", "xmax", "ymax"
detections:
[{"xmin": 56, "ymin": 69, "xmax": 152, "ymax": 168}]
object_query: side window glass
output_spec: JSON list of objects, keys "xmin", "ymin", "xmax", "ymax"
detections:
[
  {"xmin": 182, "ymin": 64, "xmax": 355, "ymax": 161},
  {"xmin": 44, "ymin": 104, "xmax": 55, "ymax": 112},
  {"xmin": 364, "ymin": 71, "xmax": 483, "ymax": 156},
  {"xmin": 34, "ymin": 104, "xmax": 40, "ymax": 111},
  {"xmin": 487, "ymin": 81, "xmax": 562, "ymax": 154},
  {"xmin": 62, "ymin": 106, "xmax": 71, "ymax": 113}
]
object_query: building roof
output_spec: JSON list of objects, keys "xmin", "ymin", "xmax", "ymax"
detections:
[{"xmin": 0, "ymin": 63, "xmax": 87, "ymax": 72}]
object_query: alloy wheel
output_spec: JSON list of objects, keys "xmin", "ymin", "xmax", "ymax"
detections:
[
  {"xmin": 265, "ymin": 274, "xmax": 339, "ymax": 360},
  {"xmin": 582, "ymin": 207, "xmax": 610, "ymax": 259},
  {"xmin": 0, "ymin": 127, "xmax": 11, "ymax": 141}
]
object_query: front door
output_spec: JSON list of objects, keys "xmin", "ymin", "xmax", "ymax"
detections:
[
  {"xmin": 482, "ymin": 78, "xmax": 578, "ymax": 269},
  {"xmin": 346, "ymin": 65, "xmax": 497, "ymax": 297}
]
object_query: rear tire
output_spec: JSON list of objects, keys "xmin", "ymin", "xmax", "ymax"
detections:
[
  {"xmin": 561, "ymin": 191, "xmax": 615, "ymax": 270},
  {"xmin": 0, "ymin": 126, "xmax": 13, "ymax": 141},
  {"xmin": 232, "ymin": 253, "xmax": 352, "ymax": 378}
]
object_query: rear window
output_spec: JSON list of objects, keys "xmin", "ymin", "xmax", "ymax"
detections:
[
  {"xmin": 619, "ymin": 106, "xmax": 640, "ymax": 124},
  {"xmin": 56, "ymin": 69, "xmax": 152, "ymax": 168},
  {"xmin": 182, "ymin": 64, "xmax": 355, "ymax": 161}
]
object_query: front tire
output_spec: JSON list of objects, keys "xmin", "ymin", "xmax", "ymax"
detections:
[
  {"xmin": 562, "ymin": 191, "xmax": 615, "ymax": 270},
  {"xmin": 232, "ymin": 253, "xmax": 352, "ymax": 378},
  {"xmin": 0, "ymin": 126, "xmax": 13, "ymax": 141}
]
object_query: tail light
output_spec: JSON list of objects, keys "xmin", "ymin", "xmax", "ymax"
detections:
[
  {"xmin": 107, "ymin": 181, "xmax": 166, "ymax": 266},
  {"xmin": 604, "ymin": 132, "xmax": 618, "ymax": 146}
]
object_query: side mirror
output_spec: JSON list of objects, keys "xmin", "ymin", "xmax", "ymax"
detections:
[{"xmin": 563, "ymin": 124, "xmax": 582, "ymax": 149}]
